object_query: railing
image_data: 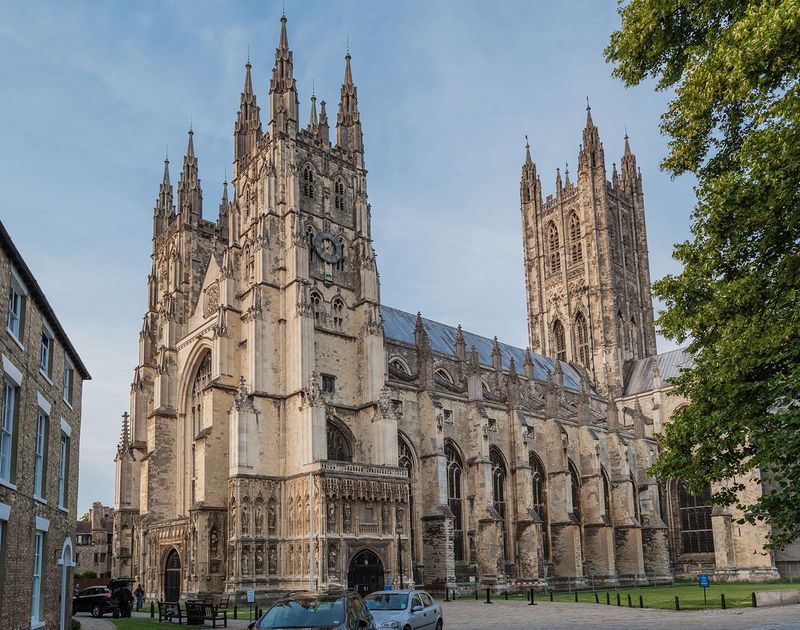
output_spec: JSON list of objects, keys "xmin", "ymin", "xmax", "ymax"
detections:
[
  {"xmin": 359, "ymin": 523, "xmax": 380, "ymax": 536},
  {"xmin": 318, "ymin": 460, "xmax": 409, "ymax": 480}
]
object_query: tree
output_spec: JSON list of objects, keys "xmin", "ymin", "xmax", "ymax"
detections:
[{"xmin": 606, "ymin": 0, "xmax": 800, "ymax": 547}]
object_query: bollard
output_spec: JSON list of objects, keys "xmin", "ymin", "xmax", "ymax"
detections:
[
  {"xmin": 234, "ymin": 604, "xmax": 238, "ymax": 619},
  {"xmin": 445, "ymin": 589, "xmax": 450, "ymax": 602},
  {"xmin": 606, "ymin": 592, "xmax": 610, "ymax": 605},
  {"xmin": 639, "ymin": 595, "xmax": 644, "ymax": 609},
  {"xmin": 485, "ymin": 588, "xmax": 492, "ymax": 604},
  {"xmin": 616, "ymin": 592, "xmax": 621, "ymax": 607},
  {"xmin": 751, "ymin": 592, "xmax": 757, "ymax": 608},
  {"xmin": 528, "ymin": 588, "xmax": 536, "ymax": 606},
  {"xmin": 453, "ymin": 588, "xmax": 457, "ymax": 600},
  {"xmin": 150, "ymin": 601, "xmax": 154, "ymax": 619},
  {"xmin": 505, "ymin": 589, "xmax": 509, "ymax": 601},
  {"xmin": 595, "ymin": 591, "xmax": 599, "ymax": 604},
  {"xmin": 675, "ymin": 596, "xmax": 680, "ymax": 611},
  {"xmin": 574, "ymin": 591, "xmax": 579, "ymax": 603},
  {"xmin": 627, "ymin": 594, "xmax": 632, "ymax": 608},
  {"xmin": 549, "ymin": 591, "xmax": 554, "ymax": 602},
  {"xmin": 475, "ymin": 587, "xmax": 479, "ymax": 601},
  {"xmin": 721, "ymin": 593, "xmax": 726, "ymax": 610}
]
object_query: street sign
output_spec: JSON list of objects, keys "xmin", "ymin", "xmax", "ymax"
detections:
[
  {"xmin": 246, "ymin": 590, "xmax": 255, "ymax": 603},
  {"xmin": 468, "ymin": 576, "xmax": 476, "ymax": 585},
  {"xmin": 698, "ymin": 573, "xmax": 710, "ymax": 604}
]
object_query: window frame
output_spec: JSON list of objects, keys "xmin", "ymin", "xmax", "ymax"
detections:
[
  {"xmin": 5, "ymin": 269, "xmax": 26, "ymax": 344},
  {"xmin": 57, "ymin": 432, "xmax": 70, "ymax": 509},
  {"xmin": 33, "ymin": 411, "xmax": 48, "ymax": 501},
  {"xmin": 552, "ymin": 319, "xmax": 567, "ymax": 362},
  {"xmin": 39, "ymin": 323, "xmax": 54, "ymax": 378},
  {"xmin": 31, "ymin": 530, "xmax": 45, "ymax": 626},
  {"xmin": 445, "ymin": 442, "xmax": 464, "ymax": 562},
  {"xmin": 0, "ymin": 380, "xmax": 18, "ymax": 485},
  {"xmin": 62, "ymin": 357, "xmax": 75, "ymax": 406},
  {"xmin": 321, "ymin": 374, "xmax": 336, "ymax": 395}
]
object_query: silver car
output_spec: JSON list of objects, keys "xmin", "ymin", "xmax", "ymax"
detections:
[{"xmin": 364, "ymin": 590, "xmax": 443, "ymax": 630}]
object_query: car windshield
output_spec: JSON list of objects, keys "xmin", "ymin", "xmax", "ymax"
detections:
[
  {"xmin": 365, "ymin": 593, "xmax": 409, "ymax": 611},
  {"xmin": 256, "ymin": 599, "xmax": 345, "ymax": 628}
]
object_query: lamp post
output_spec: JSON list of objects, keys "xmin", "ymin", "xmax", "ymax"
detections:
[{"xmin": 396, "ymin": 522, "xmax": 404, "ymax": 590}]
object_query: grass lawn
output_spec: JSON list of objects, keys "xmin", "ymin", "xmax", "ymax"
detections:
[{"xmin": 487, "ymin": 580, "xmax": 800, "ymax": 610}]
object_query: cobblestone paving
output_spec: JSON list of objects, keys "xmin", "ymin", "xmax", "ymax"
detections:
[{"xmin": 441, "ymin": 600, "xmax": 800, "ymax": 629}]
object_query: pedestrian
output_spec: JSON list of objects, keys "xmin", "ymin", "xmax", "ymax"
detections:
[
  {"xmin": 135, "ymin": 584, "xmax": 145, "ymax": 611},
  {"xmin": 123, "ymin": 585, "xmax": 135, "ymax": 617}
]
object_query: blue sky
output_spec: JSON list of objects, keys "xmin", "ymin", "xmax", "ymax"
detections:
[{"xmin": 0, "ymin": 1, "xmax": 695, "ymax": 515}]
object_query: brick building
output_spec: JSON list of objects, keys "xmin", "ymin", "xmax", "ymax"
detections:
[
  {"xmin": 0, "ymin": 221, "xmax": 90, "ymax": 629},
  {"xmin": 75, "ymin": 502, "xmax": 113, "ymax": 577}
]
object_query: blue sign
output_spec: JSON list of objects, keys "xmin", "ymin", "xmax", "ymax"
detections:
[{"xmin": 698, "ymin": 573, "xmax": 710, "ymax": 588}]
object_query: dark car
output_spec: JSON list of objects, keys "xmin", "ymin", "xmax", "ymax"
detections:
[
  {"xmin": 72, "ymin": 585, "xmax": 119, "ymax": 618},
  {"xmin": 249, "ymin": 590, "xmax": 376, "ymax": 630}
]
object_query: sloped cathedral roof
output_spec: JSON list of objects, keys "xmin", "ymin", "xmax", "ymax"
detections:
[{"xmin": 381, "ymin": 305, "xmax": 584, "ymax": 390}]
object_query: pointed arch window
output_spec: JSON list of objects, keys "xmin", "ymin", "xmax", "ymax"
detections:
[
  {"xmin": 553, "ymin": 319, "xmax": 567, "ymax": 362},
  {"xmin": 569, "ymin": 460, "xmax": 581, "ymax": 521},
  {"xmin": 389, "ymin": 357, "xmax": 409, "ymax": 376},
  {"xmin": 678, "ymin": 483, "xmax": 714, "ymax": 553},
  {"xmin": 530, "ymin": 452, "xmax": 549, "ymax": 560},
  {"xmin": 569, "ymin": 213, "xmax": 583, "ymax": 264},
  {"xmin": 310, "ymin": 292, "xmax": 322, "ymax": 325},
  {"xmin": 617, "ymin": 310, "xmax": 627, "ymax": 352},
  {"xmin": 435, "ymin": 368, "xmax": 454, "ymax": 385},
  {"xmin": 575, "ymin": 312, "xmax": 590, "ymax": 367},
  {"xmin": 334, "ymin": 179, "xmax": 346, "ymax": 211},
  {"xmin": 490, "ymin": 447, "xmax": 508, "ymax": 560},
  {"xmin": 399, "ymin": 436, "xmax": 416, "ymax": 567},
  {"xmin": 331, "ymin": 298, "xmax": 344, "ymax": 330},
  {"xmin": 326, "ymin": 421, "xmax": 352, "ymax": 462},
  {"xmin": 445, "ymin": 442, "xmax": 464, "ymax": 561},
  {"xmin": 601, "ymin": 467, "xmax": 612, "ymax": 521},
  {"xmin": 302, "ymin": 166, "xmax": 314, "ymax": 198},
  {"xmin": 548, "ymin": 222, "xmax": 561, "ymax": 274},
  {"xmin": 631, "ymin": 473, "xmax": 641, "ymax": 524}
]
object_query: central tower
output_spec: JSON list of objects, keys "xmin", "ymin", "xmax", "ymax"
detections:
[{"xmin": 520, "ymin": 107, "xmax": 657, "ymax": 395}]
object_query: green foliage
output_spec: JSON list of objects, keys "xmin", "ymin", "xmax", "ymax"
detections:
[
  {"xmin": 78, "ymin": 570, "xmax": 98, "ymax": 579},
  {"xmin": 71, "ymin": 620, "xmax": 81, "ymax": 630},
  {"xmin": 606, "ymin": 0, "xmax": 800, "ymax": 547}
]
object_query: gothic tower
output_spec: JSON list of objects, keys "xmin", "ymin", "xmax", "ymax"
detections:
[{"xmin": 520, "ymin": 106, "xmax": 657, "ymax": 395}]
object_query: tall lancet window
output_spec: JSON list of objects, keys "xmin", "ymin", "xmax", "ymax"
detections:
[
  {"xmin": 569, "ymin": 213, "xmax": 583, "ymax": 263},
  {"xmin": 445, "ymin": 442, "xmax": 464, "ymax": 562},
  {"xmin": 553, "ymin": 319, "xmax": 567, "ymax": 362},
  {"xmin": 490, "ymin": 447, "xmax": 508, "ymax": 560},
  {"xmin": 334, "ymin": 179, "xmax": 345, "ymax": 211},
  {"xmin": 530, "ymin": 452, "xmax": 549, "ymax": 560},
  {"xmin": 548, "ymin": 222, "xmax": 561, "ymax": 273},
  {"xmin": 398, "ymin": 437, "xmax": 416, "ymax": 567},
  {"xmin": 569, "ymin": 460, "xmax": 582, "ymax": 521},
  {"xmin": 302, "ymin": 165, "xmax": 314, "ymax": 198},
  {"xmin": 190, "ymin": 352, "xmax": 211, "ymax": 504},
  {"xmin": 631, "ymin": 317, "xmax": 640, "ymax": 357},
  {"xmin": 575, "ymin": 312, "xmax": 590, "ymax": 367},
  {"xmin": 601, "ymin": 467, "xmax": 612, "ymax": 520}
]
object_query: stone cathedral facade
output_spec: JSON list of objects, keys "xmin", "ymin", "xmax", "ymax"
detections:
[{"xmin": 113, "ymin": 16, "xmax": 790, "ymax": 601}]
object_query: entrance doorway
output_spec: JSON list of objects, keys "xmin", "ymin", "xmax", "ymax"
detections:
[
  {"xmin": 347, "ymin": 549, "xmax": 384, "ymax": 597},
  {"xmin": 164, "ymin": 549, "xmax": 182, "ymax": 602}
]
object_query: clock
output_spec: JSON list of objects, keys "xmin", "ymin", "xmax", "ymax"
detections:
[{"xmin": 313, "ymin": 231, "xmax": 343, "ymax": 264}]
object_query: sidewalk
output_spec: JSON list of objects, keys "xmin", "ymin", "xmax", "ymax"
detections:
[{"xmin": 74, "ymin": 618, "xmax": 115, "ymax": 630}]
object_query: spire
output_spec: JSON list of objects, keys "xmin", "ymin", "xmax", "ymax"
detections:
[
  {"xmin": 524, "ymin": 135, "xmax": 532, "ymax": 165},
  {"xmin": 624, "ymin": 127, "xmax": 632, "ymax": 156},
  {"xmin": 620, "ymin": 130, "xmax": 639, "ymax": 196},
  {"xmin": 579, "ymin": 99, "xmax": 604, "ymax": 173},
  {"xmin": 309, "ymin": 93, "xmax": 318, "ymax": 128},
  {"xmin": 492, "ymin": 336, "xmax": 502, "ymax": 370},
  {"xmin": 337, "ymin": 51, "xmax": 363, "ymax": 154},
  {"xmin": 178, "ymin": 128, "xmax": 202, "ymax": 223},
  {"xmin": 236, "ymin": 60, "xmax": 262, "ymax": 162},
  {"xmin": 454, "ymin": 324, "xmax": 466, "ymax": 360},
  {"xmin": 117, "ymin": 412, "xmax": 130, "ymax": 455},
  {"xmin": 564, "ymin": 163, "xmax": 571, "ymax": 187},
  {"xmin": 523, "ymin": 348, "xmax": 534, "ymax": 379},
  {"xmin": 154, "ymin": 155, "xmax": 173, "ymax": 224},
  {"xmin": 269, "ymin": 14, "xmax": 298, "ymax": 133},
  {"xmin": 555, "ymin": 167, "xmax": 562, "ymax": 194},
  {"xmin": 318, "ymin": 99, "xmax": 330, "ymax": 144}
]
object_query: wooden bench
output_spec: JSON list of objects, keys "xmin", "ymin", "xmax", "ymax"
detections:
[
  {"xmin": 157, "ymin": 600, "xmax": 184, "ymax": 624},
  {"xmin": 185, "ymin": 601, "xmax": 228, "ymax": 627}
]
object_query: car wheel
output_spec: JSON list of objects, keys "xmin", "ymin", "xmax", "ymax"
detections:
[
  {"xmin": 404, "ymin": 626, "xmax": 412, "ymax": 630},
  {"xmin": 435, "ymin": 619, "xmax": 443, "ymax": 630},
  {"xmin": 91, "ymin": 605, "xmax": 101, "ymax": 618}
]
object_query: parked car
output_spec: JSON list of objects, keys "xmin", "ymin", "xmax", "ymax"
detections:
[
  {"xmin": 72, "ymin": 585, "xmax": 120, "ymax": 618},
  {"xmin": 364, "ymin": 590, "xmax": 443, "ymax": 630},
  {"xmin": 248, "ymin": 590, "xmax": 376, "ymax": 629}
]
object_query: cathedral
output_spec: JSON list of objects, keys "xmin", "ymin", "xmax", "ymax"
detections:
[{"xmin": 112, "ymin": 15, "xmax": 794, "ymax": 602}]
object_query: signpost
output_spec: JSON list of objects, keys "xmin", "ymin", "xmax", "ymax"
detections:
[
  {"xmin": 247, "ymin": 589, "xmax": 255, "ymax": 621},
  {"xmin": 698, "ymin": 573, "xmax": 710, "ymax": 604}
]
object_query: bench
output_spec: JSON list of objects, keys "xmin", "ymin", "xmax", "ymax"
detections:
[
  {"xmin": 185, "ymin": 601, "xmax": 228, "ymax": 627},
  {"xmin": 157, "ymin": 601, "xmax": 184, "ymax": 624}
]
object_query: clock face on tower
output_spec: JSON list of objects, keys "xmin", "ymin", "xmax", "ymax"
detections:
[{"xmin": 313, "ymin": 231, "xmax": 343, "ymax": 264}]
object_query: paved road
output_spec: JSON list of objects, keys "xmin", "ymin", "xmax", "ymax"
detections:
[
  {"xmin": 73, "ymin": 617, "xmax": 115, "ymax": 630},
  {"xmin": 441, "ymin": 600, "xmax": 800, "ymax": 629}
]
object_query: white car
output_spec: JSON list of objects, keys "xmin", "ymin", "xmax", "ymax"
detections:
[{"xmin": 364, "ymin": 590, "xmax": 443, "ymax": 630}]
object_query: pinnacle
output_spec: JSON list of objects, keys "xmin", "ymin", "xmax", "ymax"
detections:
[{"xmin": 524, "ymin": 135, "xmax": 532, "ymax": 165}]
